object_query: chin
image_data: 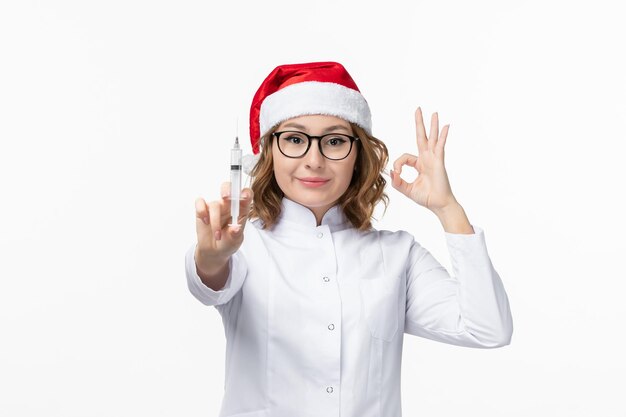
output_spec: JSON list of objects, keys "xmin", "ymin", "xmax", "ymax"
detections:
[
  {"xmin": 296, "ymin": 195, "xmax": 331, "ymax": 206},
  {"xmin": 289, "ymin": 193, "xmax": 334, "ymax": 208}
]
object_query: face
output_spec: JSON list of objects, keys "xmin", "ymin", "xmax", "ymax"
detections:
[{"xmin": 271, "ymin": 114, "xmax": 358, "ymax": 221}]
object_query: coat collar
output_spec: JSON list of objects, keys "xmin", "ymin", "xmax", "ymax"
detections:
[{"xmin": 272, "ymin": 197, "xmax": 352, "ymax": 234}]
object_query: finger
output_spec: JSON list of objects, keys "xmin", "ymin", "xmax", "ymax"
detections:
[
  {"xmin": 239, "ymin": 187, "xmax": 254, "ymax": 216},
  {"xmin": 227, "ymin": 187, "xmax": 254, "ymax": 231},
  {"xmin": 390, "ymin": 169, "xmax": 412, "ymax": 197},
  {"xmin": 392, "ymin": 153, "xmax": 419, "ymax": 174},
  {"xmin": 415, "ymin": 107, "xmax": 428, "ymax": 154},
  {"xmin": 436, "ymin": 124, "xmax": 449, "ymax": 158},
  {"xmin": 208, "ymin": 201, "xmax": 223, "ymax": 241},
  {"xmin": 195, "ymin": 197, "xmax": 210, "ymax": 225},
  {"xmin": 220, "ymin": 181, "xmax": 231, "ymax": 200},
  {"xmin": 429, "ymin": 112, "xmax": 439, "ymax": 152},
  {"xmin": 223, "ymin": 188, "xmax": 253, "ymax": 238}
]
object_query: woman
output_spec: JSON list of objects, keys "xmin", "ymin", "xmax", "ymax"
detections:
[{"xmin": 185, "ymin": 61, "xmax": 513, "ymax": 417}]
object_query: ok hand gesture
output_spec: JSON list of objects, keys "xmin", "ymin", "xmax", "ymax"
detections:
[{"xmin": 390, "ymin": 107, "xmax": 458, "ymax": 214}]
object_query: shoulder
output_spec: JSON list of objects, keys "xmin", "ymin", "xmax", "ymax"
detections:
[
  {"xmin": 352, "ymin": 227, "xmax": 424, "ymax": 273},
  {"xmin": 249, "ymin": 216, "xmax": 265, "ymax": 230},
  {"xmin": 365, "ymin": 224, "xmax": 414, "ymax": 240},
  {"xmin": 238, "ymin": 217, "xmax": 264, "ymax": 247},
  {"xmin": 358, "ymin": 226, "xmax": 417, "ymax": 250}
]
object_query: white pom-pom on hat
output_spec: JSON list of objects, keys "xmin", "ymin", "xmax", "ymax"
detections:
[{"xmin": 242, "ymin": 153, "xmax": 260, "ymax": 176}]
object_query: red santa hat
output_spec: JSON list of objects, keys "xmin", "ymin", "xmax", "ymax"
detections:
[{"xmin": 248, "ymin": 61, "xmax": 372, "ymax": 156}]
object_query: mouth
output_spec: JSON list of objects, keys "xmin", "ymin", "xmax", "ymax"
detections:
[{"xmin": 297, "ymin": 177, "xmax": 330, "ymax": 188}]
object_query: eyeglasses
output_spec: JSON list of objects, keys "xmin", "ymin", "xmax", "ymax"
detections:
[{"xmin": 272, "ymin": 131, "xmax": 360, "ymax": 160}]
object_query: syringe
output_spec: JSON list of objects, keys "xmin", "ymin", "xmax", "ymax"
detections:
[{"xmin": 229, "ymin": 134, "xmax": 242, "ymax": 227}]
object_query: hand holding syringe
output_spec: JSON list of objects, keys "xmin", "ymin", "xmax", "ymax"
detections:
[
  {"xmin": 191, "ymin": 121, "xmax": 254, "ymax": 291},
  {"xmin": 194, "ymin": 123, "xmax": 253, "ymax": 270}
]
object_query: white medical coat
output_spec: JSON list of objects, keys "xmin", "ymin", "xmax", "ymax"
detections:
[{"xmin": 185, "ymin": 197, "xmax": 513, "ymax": 417}]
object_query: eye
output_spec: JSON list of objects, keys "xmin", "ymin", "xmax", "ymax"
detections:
[
  {"xmin": 281, "ymin": 133, "xmax": 307, "ymax": 145},
  {"xmin": 287, "ymin": 136, "xmax": 302, "ymax": 144},
  {"xmin": 324, "ymin": 135, "xmax": 348, "ymax": 146}
]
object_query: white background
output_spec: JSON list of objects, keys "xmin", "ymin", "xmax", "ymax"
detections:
[{"xmin": 1, "ymin": 1, "xmax": 624, "ymax": 416}]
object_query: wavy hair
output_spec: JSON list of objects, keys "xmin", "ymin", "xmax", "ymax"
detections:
[{"xmin": 249, "ymin": 123, "xmax": 389, "ymax": 231}]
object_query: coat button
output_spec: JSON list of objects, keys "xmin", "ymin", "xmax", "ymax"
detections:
[
  {"xmin": 328, "ymin": 323, "xmax": 335, "ymax": 330},
  {"xmin": 326, "ymin": 386, "xmax": 334, "ymax": 393},
  {"xmin": 323, "ymin": 276, "xmax": 330, "ymax": 282},
  {"xmin": 317, "ymin": 232, "xmax": 323, "ymax": 238}
]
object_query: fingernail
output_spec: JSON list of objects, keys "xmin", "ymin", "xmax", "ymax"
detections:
[
  {"xmin": 203, "ymin": 217, "xmax": 209, "ymax": 225},
  {"xmin": 214, "ymin": 230, "xmax": 221, "ymax": 241}
]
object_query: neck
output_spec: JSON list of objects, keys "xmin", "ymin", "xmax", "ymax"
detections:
[{"xmin": 310, "ymin": 205, "xmax": 332, "ymax": 226}]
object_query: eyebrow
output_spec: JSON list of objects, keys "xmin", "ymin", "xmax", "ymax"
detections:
[{"xmin": 280, "ymin": 122, "xmax": 352, "ymax": 134}]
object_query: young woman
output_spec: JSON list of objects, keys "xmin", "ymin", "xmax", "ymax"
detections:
[{"xmin": 185, "ymin": 61, "xmax": 513, "ymax": 417}]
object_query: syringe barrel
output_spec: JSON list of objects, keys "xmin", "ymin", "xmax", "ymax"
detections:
[
  {"xmin": 231, "ymin": 147, "xmax": 242, "ymax": 165},
  {"xmin": 230, "ymin": 169, "xmax": 241, "ymax": 200},
  {"xmin": 230, "ymin": 147, "xmax": 242, "ymax": 199},
  {"xmin": 230, "ymin": 146, "xmax": 242, "ymax": 225}
]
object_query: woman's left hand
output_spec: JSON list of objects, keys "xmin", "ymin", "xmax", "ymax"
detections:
[{"xmin": 390, "ymin": 107, "xmax": 458, "ymax": 213}]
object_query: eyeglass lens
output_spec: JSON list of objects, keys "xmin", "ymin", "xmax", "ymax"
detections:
[{"xmin": 277, "ymin": 132, "xmax": 353, "ymax": 159}]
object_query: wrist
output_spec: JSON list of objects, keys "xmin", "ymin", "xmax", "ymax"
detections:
[
  {"xmin": 433, "ymin": 202, "xmax": 474, "ymax": 234},
  {"xmin": 432, "ymin": 198, "xmax": 461, "ymax": 218},
  {"xmin": 195, "ymin": 246, "xmax": 231, "ymax": 276}
]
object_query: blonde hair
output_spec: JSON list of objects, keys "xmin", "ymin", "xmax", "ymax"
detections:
[{"xmin": 249, "ymin": 123, "xmax": 389, "ymax": 231}]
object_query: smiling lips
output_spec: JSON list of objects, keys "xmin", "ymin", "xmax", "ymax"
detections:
[{"xmin": 298, "ymin": 177, "xmax": 330, "ymax": 188}]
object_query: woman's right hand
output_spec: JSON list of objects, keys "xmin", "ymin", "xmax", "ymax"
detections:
[{"xmin": 194, "ymin": 182, "xmax": 254, "ymax": 262}]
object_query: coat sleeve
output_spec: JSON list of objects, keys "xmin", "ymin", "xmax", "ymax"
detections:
[
  {"xmin": 184, "ymin": 243, "xmax": 248, "ymax": 307},
  {"xmin": 403, "ymin": 224, "xmax": 513, "ymax": 348}
]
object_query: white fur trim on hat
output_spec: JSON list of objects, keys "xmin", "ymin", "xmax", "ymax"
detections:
[{"xmin": 259, "ymin": 81, "xmax": 372, "ymax": 137}]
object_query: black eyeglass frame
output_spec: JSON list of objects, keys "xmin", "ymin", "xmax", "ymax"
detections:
[{"xmin": 272, "ymin": 130, "xmax": 360, "ymax": 161}]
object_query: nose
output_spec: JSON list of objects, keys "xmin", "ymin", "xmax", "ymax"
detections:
[{"xmin": 304, "ymin": 138, "xmax": 325, "ymax": 169}]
